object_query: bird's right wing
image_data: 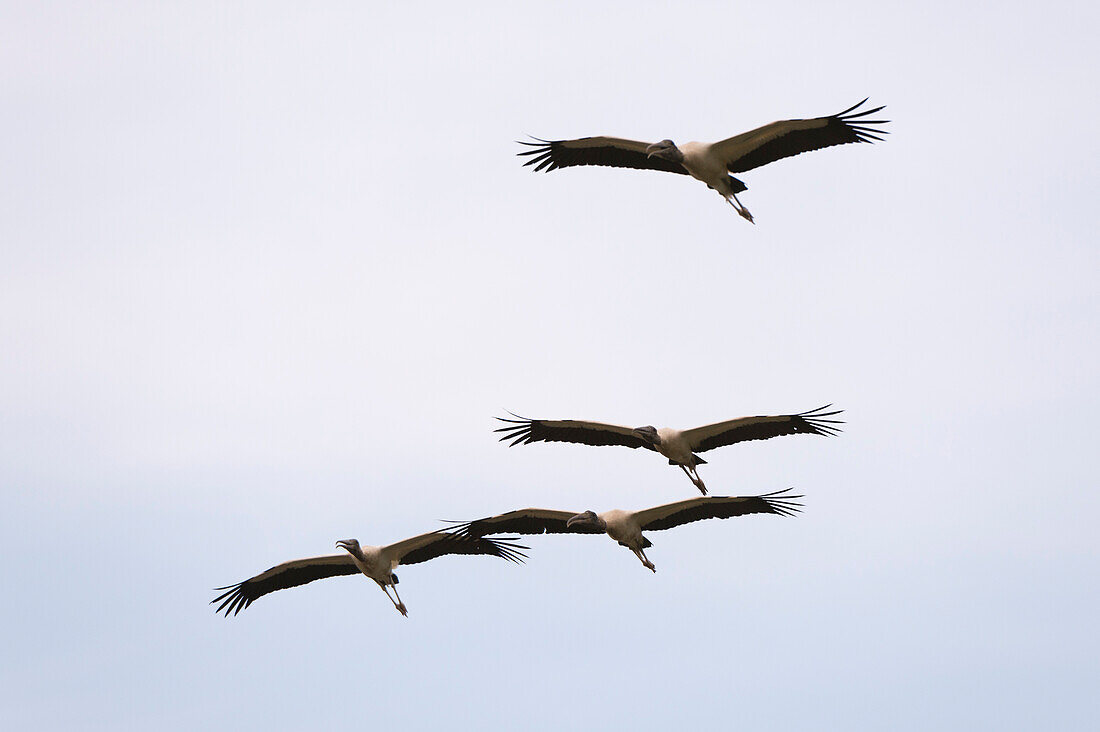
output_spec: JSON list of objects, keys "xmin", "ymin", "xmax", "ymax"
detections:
[
  {"xmin": 446, "ymin": 508, "xmax": 605, "ymax": 538},
  {"xmin": 517, "ymin": 136, "xmax": 690, "ymax": 175},
  {"xmin": 712, "ymin": 99, "xmax": 888, "ymax": 174},
  {"xmin": 681, "ymin": 405, "xmax": 844, "ymax": 453},
  {"xmin": 387, "ymin": 530, "xmax": 528, "ymax": 566},
  {"xmin": 212, "ymin": 554, "xmax": 360, "ymax": 616},
  {"xmin": 495, "ymin": 414, "xmax": 654, "ymax": 450},
  {"xmin": 633, "ymin": 490, "xmax": 803, "ymax": 532}
]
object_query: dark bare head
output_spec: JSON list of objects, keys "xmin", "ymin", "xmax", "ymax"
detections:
[
  {"xmin": 632, "ymin": 425, "xmax": 661, "ymax": 447},
  {"xmin": 335, "ymin": 539, "xmax": 362, "ymax": 559},
  {"xmin": 566, "ymin": 510, "xmax": 606, "ymax": 531},
  {"xmin": 645, "ymin": 139, "xmax": 683, "ymax": 164}
]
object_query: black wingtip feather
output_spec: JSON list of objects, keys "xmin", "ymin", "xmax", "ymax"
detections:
[
  {"xmin": 513, "ymin": 140, "xmax": 561, "ymax": 171},
  {"xmin": 494, "ymin": 413, "xmax": 539, "ymax": 446},
  {"xmin": 792, "ymin": 405, "xmax": 845, "ymax": 437},
  {"xmin": 758, "ymin": 488, "xmax": 805, "ymax": 517},
  {"xmin": 842, "ymin": 104, "xmax": 886, "ymax": 120},
  {"xmin": 834, "ymin": 98, "xmax": 870, "ymax": 117},
  {"xmin": 446, "ymin": 520, "xmax": 475, "ymax": 539},
  {"xmin": 835, "ymin": 98, "xmax": 885, "ymax": 119},
  {"xmin": 489, "ymin": 536, "xmax": 530, "ymax": 564},
  {"xmin": 211, "ymin": 583, "xmax": 252, "ymax": 617},
  {"xmin": 835, "ymin": 101, "xmax": 889, "ymax": 144}
]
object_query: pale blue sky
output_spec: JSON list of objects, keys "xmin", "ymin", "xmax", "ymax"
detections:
[{"xmin": 2, "ymin": 1, "xmax": 1098, "ymax": 729}]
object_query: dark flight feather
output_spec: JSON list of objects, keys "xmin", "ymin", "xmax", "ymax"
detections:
[
  {"xmin": 638, "ymin": 490, "xmax": 803, "ymax": 532},
  {"xmin": 517, "ymin": 137, "xmax": 690, "ymax": 175},
  {"xmin": 690, "ymin": 405, "xmax": 844, "ymax": 454},
  {"xmin": 725, "ymin": 99, "xmax": 889, "ymax": 174},
  {"xmin": 495, "ymin": 414, "xmax": 653, "ymax": 450}
]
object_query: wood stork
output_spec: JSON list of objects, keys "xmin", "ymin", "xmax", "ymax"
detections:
[
  {"xmin": 495, "ymin": 405, "xmax": 842, "ymax": 495},
  {"xmin": 518, "ymin": 98, "xmax": 888, "ymax": 222},
  {"xmin": 212, "ymin": 531, "xmax": 526, "ymax": 618},
  {"xmin": 449, "ymin": 490, "xmax": 801, "ymax": 572}
]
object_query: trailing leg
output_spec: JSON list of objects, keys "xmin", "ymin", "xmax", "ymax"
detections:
[
  {"xmin": 632, "ymin": 548, "xmax": 656, "ymax": 573},
  {"xmin": 679, "ymin": 464, "xmax": 707, "ymax": 495},
  {"xmin": 383, "ymin": 584, "xmax": 408, "ymax": 617},
  {"xmin": 728, "ymin": 194, "xmax": 754, "ymax": 223}
]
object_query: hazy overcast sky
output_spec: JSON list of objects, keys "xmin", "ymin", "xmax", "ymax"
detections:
[{"xmin": 2, "ymin": 2, "xmax": 1098, "ymax": 730}]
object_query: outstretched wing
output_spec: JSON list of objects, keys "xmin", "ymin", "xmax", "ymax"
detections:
[
  {"xmin": 713, "ymin": 99, "xmax": 889, "ymax": 174},
  {"xmin": 495, "ymin": 413, "xmax": 654, "ymax": 450},
  {"xmin": 517, "ymin": 136, "xmax": 690, "ymax": 175},
  {"xmin": 633, "ymin": 489, "xmax": 803, "ymax": 532},
  {"xmin": 682, "ymin": 405, "xmax": 843, "ymax": 454},
  {"xmin": 446, "ymin": 508, "xmax": 604, "ymax": 538},
  {"xmin": 212, "ymin": 554, "xmax": 359, "ymax": 617},
  {"xmin": 385, "ymin": 530, "xmax": 528, "ymax": 566}
]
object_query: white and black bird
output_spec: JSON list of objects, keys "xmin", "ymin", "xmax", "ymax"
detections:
[
  {"xmin": 212, "ymin": 531, "xmax": 526, "ymax": 618},
  {"xmin": 449, "ymin": 490, "xmax": 801, "ymax": 573},
  {"xmin": 518, "ymin": 99, "xmax": 888, "ymax": 222},
  {"xmin": 496, "ymin": 405, "xmax": 842, "ymax": 495}
]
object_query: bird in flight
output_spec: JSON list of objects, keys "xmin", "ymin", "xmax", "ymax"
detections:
[
  {"xmin": 518, "ymin": 99, "xmax": 888, "ymax": 222},
  {"xmin": 448, "ymin": 490, "xmax": 801, "ymax": 573},
  {"xmin": 495, "ymin": 405, "xmax": 842, "ymax": 494},
  {"xmin": 212, "ymin": 530, "xmax": 526, "ymax": 618}
]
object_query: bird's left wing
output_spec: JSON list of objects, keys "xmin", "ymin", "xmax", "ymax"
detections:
[
  {"xmin": 712, "ymin": 99, "xmax": 888, "ymax": 174},
  {"xmin": 445, "ymin": 508, "xmax": 604, "ymax": 538},
  {"xmin": 386, "ymin": 530, "xmax": 528, "ymax": 567},
  {"xmin": 496, "ymin": 414, "xmax": 653, "ymax": 450},
  {"xmin": 633, "ymin": 490, "xmax": 803, "ymax": 532},
  {"xmin": 681, "ymin": 405, "xmax": 843, "ymax": 453},
  {"xmin": 518, "ymin": 136, "xmax": 690, "ymax": 175},
  {"xmin": 212, "ymin": 554, "xmax": 360, "ymax": 616}
]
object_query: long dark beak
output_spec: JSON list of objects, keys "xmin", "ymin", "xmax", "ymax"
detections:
[{"xmin": 566, "ymin": 513, "xmax": 590, "ymax": 528}]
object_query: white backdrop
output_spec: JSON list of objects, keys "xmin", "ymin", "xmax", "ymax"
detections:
[{"xmin": 2, "ymin": 2, "xmax": 1097, "ymax": 729}]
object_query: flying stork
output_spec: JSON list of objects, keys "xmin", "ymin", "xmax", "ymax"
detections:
[
  {"xmin": 495, "ymin": 405, "xmax": 842, "ymax": 495},
  {"xmin": 518, "ymin": 99, "xmax": 888, "ymax": 222},
  {"xmin": 212, "ymin": 531, "xmax": 526, "ymax": 618},
  {"xmin": 449, "ymin": 490, "xmax": 801, "ymax": 573}
]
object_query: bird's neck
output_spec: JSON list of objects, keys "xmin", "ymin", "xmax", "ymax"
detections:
[{"xmin": 343, "ymin": 545, "xmax": 372, "ymax": 569}]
